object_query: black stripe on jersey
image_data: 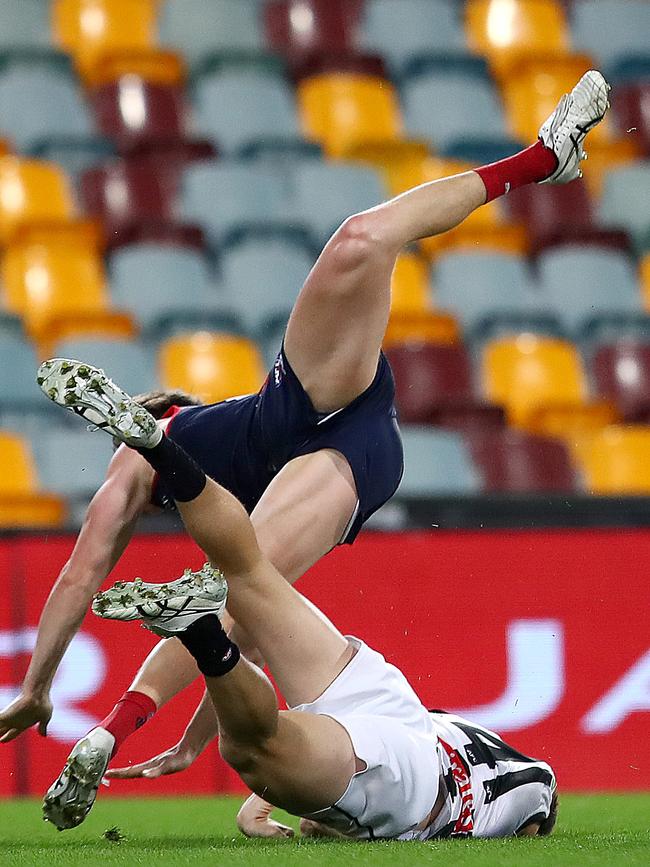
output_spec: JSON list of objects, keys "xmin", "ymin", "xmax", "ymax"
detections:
[
  {"xmin": 483, "ymin": 767, "xmax": 554, "ymax": 804},
  {"xmin": 451, "ymin": 721, "xmax": 537, "ymax": 768},
  {"xmin": 431, "ymin": 821, "xmax": 456, "ymax": 839}
]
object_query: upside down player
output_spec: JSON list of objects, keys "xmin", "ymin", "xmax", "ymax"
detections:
[
  {"xmin": 43, "ymin": 358, "xmax": 558, "ymax": 840},
  {"xmin": 2, "ymin": 70, "xmax": 607, "ymax": 832}
]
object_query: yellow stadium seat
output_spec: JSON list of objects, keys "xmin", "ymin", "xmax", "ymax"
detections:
[
  {"xmin": 0, "ymin": 432, "xmax": 66, "ymax": 527},
  {"xmin": 1, "ymin": 240, "xmax": 134, "ymax": 354},
  {"xmin": 580, "ymin": 138, "xmax": 644, "ymax": 200},
  {"xmin": 0, "ymin": 140, "xmax": 10, "ymax": 157},
  {"xmin": 298, "ymin": 73, "xmax": 403, "ymax": 157},
  {"xmin": 526, "ymin": 401, "xmax": 619, "ymax": 459},
  {"xmin": 578, "ymin": 425, "xmax": 650, "ymax": 494},
  {"xmin": 345, "ymin": 141, "xmax": 432, "ymax": 196},
  {"xmin": 482, "ymin": 334, "xmax": 589, "ymax": 428},
  {"xmin": 502, "ymin": 56, "xmax": 615, "ymax": 145},
  {"xmin": 159, "ymin": 333, "xmax": 266, "ymax": 404},
  {"xmin": 52, "ymin": 0, "xmax": 159, "ymax": 85},
  {"xmin": 0, "ymin": 157, "xmax": 76, "ymax": 244},
  {"xmin": 91, "ymin": 50, "xmax": 185, "ymax": 87},
  {"xmin": 466, "ymin": 0, "xmax": 570, "ymax": 79},
  {"xmin": 640, "ymin": 254, "xmax": 650, "ymax": 312},
  {"xmin": 391, "ymin": 254, "xmax": 432, "ymax": 315},
  {"xmin": 383, "ymin": 311, "xmax": 460, "ymax": 348}
]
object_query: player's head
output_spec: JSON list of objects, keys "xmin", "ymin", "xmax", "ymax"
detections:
[
  {"xmin": 537, "ymin": 790, "xmax": 559, "ymax": 836},
  {"xmin": 110, "ymin": 389, "xmax": 203, "ymax": 450}
]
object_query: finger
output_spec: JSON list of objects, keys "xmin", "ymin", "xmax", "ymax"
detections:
[
  {"xmin": 274, "ymin": 823, "xmax": 295, "ymax": 838},
  {"xmin": 0, "ymin": 729, "xmax": 19, "ymax": 744},
  {"xmin": 105, "ymin": 760, "xmax": 160, "ymax": 779},
  {"xmin": 142, "ymin": 766, "xmax": 164, "ymax": 778}
]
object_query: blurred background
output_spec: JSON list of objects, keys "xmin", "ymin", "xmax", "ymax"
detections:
[{"xmin": 0, "ymin": 0, "xmax": 648, "ymax": 799}]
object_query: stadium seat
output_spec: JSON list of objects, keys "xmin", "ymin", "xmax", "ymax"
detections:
[
  {"xmin": 505, "ymin": 182, "xmax": 594, "ymax": 248},
  {"xmin": 501, "ymin": 56, "xmax": 615, "ymax": 145},
  {"xmin": 159, "ymin": 0, "xmax": 264, "ymax": 68},
  {"xmin": 0, "ymin": 432, "xmax": 66, "ymax": 527},
  {"xmin": 32, "ymin": 427, "xmax": 114, "ymax": 499},
  {"xmin": 482, "ymin": 334, "xmax": 589, "ymax": 428},
  {"xmin": 0, "ymin": 335, "xmax": 42, "ymax": 411},
  {"xmin": 264, "ymin": 0, "xmax": 362, "ymax": 61},
  {"xmin": 0, "ymin": 0, "xmax": 52, "ymax": 50},
  {"xmin": 433, "ymin": 251, "xmax": 537, "ymax": 332},
  {"xmin": 467, "ymin": 427, "xmax": 577, "ymax": 492},
  {"xmin": 90, "ymin": 78, "xmax": 188, "ymax": 151},
  {"xmin": 180, "ymin": 161, "xmax": 287, "ymax": 246},
  {"xmin": 195, "ymin": 68, "xmax": 301, "ymax": 155},
  {"xmin": 599, "ymin": 161, "xmax": 650, "ymax": 250},
  {"xmin": 105, "ymin": 221, "xmax": 207, "ymax": 255},
  {"xmin": 0, "ymin": 63, "xmax": 93, "ymax": 150},
  {"xmin": 109, "ymin": 244, "xmax": 225, "ymax": 333},
  {"xmin": 52, "ymin": 0, "xmax": 160, "ymax": 85},
  {"xmin": 383, "ymin": 311, "xmax": 461, "ymax": 348},
  {"xmin": 403, "ymin": 68, "xmax": 508, "ymax": 151},
  {"xmin": 345, "ymin": 141, "xmax": 433, "ymax": 197},
  {"xmin": 612, "ymin": 83, "xmax": 650, "ymax": 157},
  {"xmin": 391, "ymin": 254, "xmax": 432, "ymax": 315},
  {"xmin": 578, "ymin": 425, "xmax": 650, "ymax": 494},
  {"xmin": 524, "ymin": 402, "xmax": 619, "ymax": 459},
  {"xmin": 591, "ymin": 342, "xmax": 650, "ymax": 422},
  {"xmin": 575, "ymin": 138, "xmax": 643, "ymax": 200},
  {"xmin": 465, "ymin": 0, "xmax": 570, "ymax": 79},
  {"xmin": 290, "ymin": 160, "xmax": 386, "ymax": 244},
  {"xmin": 297, "ymin": 73, "xmax": 403, "ymax": 157},
  {"xmin": 53, "ymin": 337, "xmax": 159, "ymax": 396},
  {"xmin": 29, "ymin": 136, "xmax": 117, "ymax": 184},
  {"xmin": 537, "ymin": 247, "xmax": 640, "ymax": 332},
  {"xmin": 0, "ymin": 157, "xmax": 77, "ymax": 244},
  {"xmin": 641, "ymin": 254, "xmax": 650, "ymax": 311},
  {"xmin": 360, "ymin": 0, "xmax": 467, "ymax": 76},
  {"xmin": 1, "ymin": 239, "xmax": 125, "ymax": 343},
  {"xmin": 386, "ymin": 343, "xmax": 505, "ymax": 429},
  {"xmin": 81, "ymin": 158, "xmax": 177, "ymax": 237},
  {"xmin": 159, "ymin": 332, "xmax": 266, "ymax": 404},
  {"xmin": 398, "ymin": 425, "xmax": 482, "ymax": 495},
  {"xmin": 221, "ymin": 237, "xmax": 313, "ymax": 333},
  {"xmin": 572, "ymin": 1, "xmax": 650, "ymax": 71}
]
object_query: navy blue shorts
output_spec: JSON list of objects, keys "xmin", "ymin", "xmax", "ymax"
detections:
[{"xmin": 155, "ymin": 348, "xmax": 403, "ymax": 543}]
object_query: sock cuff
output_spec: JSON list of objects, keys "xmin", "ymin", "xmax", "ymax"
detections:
[{"xmin": 121, "ymin": 690, "xmax": 158, "ymax": 717}]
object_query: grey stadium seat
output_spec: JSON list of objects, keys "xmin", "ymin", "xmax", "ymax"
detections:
[
  {"xmin": 599, "ymin": 162, "xmax": 650, "ymax": 251},
  {"xmin": 572, "ymin": 0, "xmax": 650, "ymax": 70},
  {"xmin": 403, "ymin": 70, "xmax": 508, "ymax": 151},
  {"xmin": 52, "ymin": 339, "xmax": 159, "ymax": 397},
  {"xmin": 195, "ymin": 68, "xmax": 300, "ymax": 154},
  {"xmin": 180, "ymin": 161, "xmax": 287, "ymax": 245},
  {"xmin": 290, "ymin": 161, "xmax": 386, "ymax": 244},
  {"xmin": 221, "ymin": 237, "xmax": 314, "ymax": 333},
  {"xmin": 110, "ymin": 244, "xmax": 228, "ymax": 332},
  {"xmin": 0, "ymin": 0, "xmax": 52, "ymax": 50},
  {"xmin": 434, "ymin": 251, "xmax": 538, "ymax": 331},
  {"xmin": 32, "ymin": 428, "xmax": 114, "ymax": 499},
  {"xmin": 398, "ymin": 426, "xmax": 482, "ymax": 496},
  {"xmin": 159, "ymin": 0, "xmax": 264, "ymax": 67},
  {"xmin": 537, "ymin": 246, "xmax": 641, "ymax": 332}
]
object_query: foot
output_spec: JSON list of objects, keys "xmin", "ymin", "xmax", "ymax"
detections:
[
  {"xmin": 538, "ymin": 70, "xmax": 610, "ymax": 184},
  {"xmin": 92, "ymin": 564, "xmax": 228, "ymax": 637},
  {"xmin": 36, "ymin": 358, "xmax": 161, "ymax": 448},
  {"xmin": 43, "ymin": 727, "xmax": 114, "ymax": 831}
]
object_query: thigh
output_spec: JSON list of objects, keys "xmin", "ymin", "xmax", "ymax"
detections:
[
  {"xmin": 230, "ymin": 710, "xmax": 358, "ymax": 817},
  {"xmin": 284, "ymin": 221, "xmax": 397, "ymax": 413},
  {"xmin": 251, "ymin": 448, "xmax": 358, "ymax": 583}
]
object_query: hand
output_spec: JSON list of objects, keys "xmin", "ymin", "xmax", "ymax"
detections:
[
  {"xmin": 105, "ymin": 741, "xmax": 197, "ymax": 780},
  {"xmin": 237, "ymin": 794, "xmax": 294, "ymax": 839},
  {"xmin": 0, "ymin": 692, "xmax": 53, "ymax": 742}
]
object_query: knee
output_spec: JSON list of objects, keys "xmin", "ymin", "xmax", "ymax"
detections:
[{"xmin": 330, "ymin": 212, "xmax": 392, "ymax": 272}]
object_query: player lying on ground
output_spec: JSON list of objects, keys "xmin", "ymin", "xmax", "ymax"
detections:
[
  {"xmin": 43, "ymin": 370, "xmax": 558, "ymax": 840},
  {"xmin": 2, "ymin": 69, "xmax": 607, "ymax": 830}
]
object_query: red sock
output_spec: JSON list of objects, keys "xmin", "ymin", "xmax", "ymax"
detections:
[
  {"xmin": 474, "ymin": 140, "xmax": 559, "ymax": 203},
  {"xmin": 98, "ymin": 690, "xmax": 157, "ymax": 757}
]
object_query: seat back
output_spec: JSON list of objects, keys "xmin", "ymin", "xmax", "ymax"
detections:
[
  {"xmin": 391, "ymin": 254, "xmax": 432, "ymax": 315},
  {"xmin": 506, "ymin": 182, "xmax": 593, "ymax": 243},
  {"xmin": 81, "ymin": 158, "xmax": 174, "ymax": 228},
  {"xmin": 298, "ymin": 73, "xmax": 402, "ymax": 157},
  {"xmin": 599, "ymin": 162, "xmax": 650, "ymax": 248},
  {"xmin": 265, "ymin": 0, "xmax": 360, "ymax": 59},
  {"xmin": 159, "ymin": 0, "xmax": 264, "ymax": 65},
  {"xmin": 579, "ymin": 425, "xmax": 650, "ymax": 494},
  {"xmin": 159, "ymin": 332, "xmax": 266, "ymax": 404},
  {"xmin": 0, "ymin": 0, "xmax": 52, "ymax": 49},
  {"xmin": 0, "ymin": 432, "xmax": 39, "ymax": 495},
  {"xmin": 91, "ymin": 78, "xmax": 187, "ymax": 148},
  {"xmin": 591, "ymin": 343, "xmax": 650, "ymax": 418},
  {"xmin": 33, "ymin": 427, "xmax": 114, "ymax": 497},
  {"xmin": 399, "ymin": 425, "xmax": 482, "ymax": 495},
  {"xmin": 482, "ymin": 335, "xmax": 588, "ymax": 427},
  {"xmin": 572, "ymin": 0, "xmax": 650, "ymax": 69},
  {"xmin": 0, "ymin": 157, "xmax": 76, "ymax": 244},
  {"xmin": 0, "ymin": 335, "xmax": 41, "ymax": 407}
]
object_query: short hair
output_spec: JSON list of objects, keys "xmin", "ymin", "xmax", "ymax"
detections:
[
  {"xmin": 538, "ymin": 791, "xmax": 559, "ymax": 836},
  {"xmin": 111, "ymin": 389, "xmax": 202, "ymax": 450}
]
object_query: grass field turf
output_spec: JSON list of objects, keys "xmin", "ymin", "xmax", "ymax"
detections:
[{"xmin": 1, "ymin": 794, "xmax": 648, "ymax": 866}]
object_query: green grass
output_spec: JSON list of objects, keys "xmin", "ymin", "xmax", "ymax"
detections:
[{"xmin": 0, "ymin": 795, "xmax": 648, "ymax": 866}]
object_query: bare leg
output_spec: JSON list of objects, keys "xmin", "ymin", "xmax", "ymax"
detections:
[{"xmin": 285, "ymin": 171, "xmax": 486, "ymax": 411}]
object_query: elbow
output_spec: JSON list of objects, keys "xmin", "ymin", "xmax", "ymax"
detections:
[{"xmin": 330, "ymin": 212, "xmax": 393, "ymax": 272}]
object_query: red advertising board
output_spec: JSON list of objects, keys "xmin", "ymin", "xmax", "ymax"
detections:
[{"xmin": 0, "ymin": 529, "xmax": 648, "ymax": 797}]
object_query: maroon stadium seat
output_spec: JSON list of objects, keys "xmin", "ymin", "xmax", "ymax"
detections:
[
  {"xmin": 613, "ymin": 82, "xmax": 650, "ymax": 155},
  {"xmin": 528, "ymin": 228, "xmax": 633, "ymax": 259},
  {"xmin": 591, "ymin": 342, "xmax": 650, "ymax": 422},
  {"xmin": 467, "ymin": 428, "xmax": 577, "ymax": 493},
  {"xmin": 505, "ymin": 181, "xmax": 594, "ymax": 248},
  {"xmin": 264, "ymin": 0, "xmax": 363, "ymax": 59},
  {"xmin": 90, "ymin": 79, "xmax": 187, "ymax": 151},
  {"xmin": 386, "ymin": 343, "xmax": 505, "ymax": 430}
]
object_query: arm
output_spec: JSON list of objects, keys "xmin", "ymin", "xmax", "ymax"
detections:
[{"xmin": 0, "ymin": 447, "xmax": 153, "ymax": 742}]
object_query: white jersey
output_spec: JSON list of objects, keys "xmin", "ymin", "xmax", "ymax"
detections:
[{"xmin": 402, "ymin": 712, "xmax": 556, "ymax": 840}]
